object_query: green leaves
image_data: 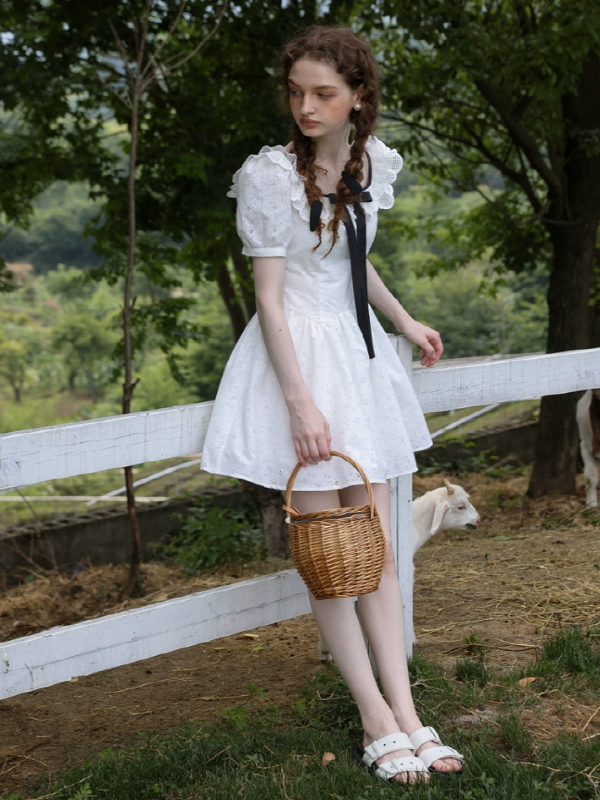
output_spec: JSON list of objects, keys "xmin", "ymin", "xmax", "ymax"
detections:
[
  {"xmin": 155, "ymin": 496, "xmax": 266, "ymax": 573},
  {"xmin": 366, "ymin": 0, "xmax": 600, "ymax": 230}
]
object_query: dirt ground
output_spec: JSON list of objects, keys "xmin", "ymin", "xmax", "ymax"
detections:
[{"xmin": 2, "ymin": 470, "xmax": 600, "ymax": 796}]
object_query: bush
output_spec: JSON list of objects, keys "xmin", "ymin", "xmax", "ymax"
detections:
[{"xmin": 155, "ymin": 496, "xmax": 266, "ymax": 573}]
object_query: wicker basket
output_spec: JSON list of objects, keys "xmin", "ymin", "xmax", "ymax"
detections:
[{"xmin": 283, "ymin": 451, "xmax": 386, "ymax": 600}]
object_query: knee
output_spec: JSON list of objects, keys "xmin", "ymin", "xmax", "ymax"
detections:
[{"xmin": 382, "ymin": 542, "xmax": 398, "ymax": 574}]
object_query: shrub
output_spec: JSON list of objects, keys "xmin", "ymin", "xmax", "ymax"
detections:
[{"xmin": 156, "ymin": 496, "xmax": 266, "ymax": 573}]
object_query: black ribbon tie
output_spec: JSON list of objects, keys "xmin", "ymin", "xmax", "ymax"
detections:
[
  {"xmin": 309, "ymin": 199, "xmax": 323, "ymax": 233},
  {"xmin": 342, "ymin": 197, "xmax": 375, "ymax": 359},
  {"xmin": 308, "ymin": 153, "xmax": 375, "ymax": 358}
]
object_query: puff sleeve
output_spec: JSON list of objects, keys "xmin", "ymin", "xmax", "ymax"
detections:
[
  {"xmin": 229, "ymin": 152, "xmax": 294, "ymax": 258},
  {"xmin": 362, "ymin": 136, "xmax": 404, "ymax": 218}
]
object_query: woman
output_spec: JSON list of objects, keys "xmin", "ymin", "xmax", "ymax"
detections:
[{"xmin": 201, "ymin": 26, "xmax": 464, "ymax": 783}]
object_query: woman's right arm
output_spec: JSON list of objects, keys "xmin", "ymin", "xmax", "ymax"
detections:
[{"xmin": 253, "ymin": 256, "xmax": 331, "ymax": 466}]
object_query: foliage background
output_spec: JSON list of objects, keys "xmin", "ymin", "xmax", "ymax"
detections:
[{"xmin": 0, "ymin": 168, "xmax": 549, "ymax": 432}]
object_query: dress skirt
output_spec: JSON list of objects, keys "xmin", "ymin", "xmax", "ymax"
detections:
[{"xmin": 200, "ymin": 307, "xmax": 432, "ymax": 492}]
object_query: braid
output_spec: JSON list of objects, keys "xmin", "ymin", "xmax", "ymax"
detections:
[
  {"xmin": 327, "ymin": 112, "xmax": 374, "ymax": 248},
  {"xmin": 291, "ymin": 125, "xmax": 326, "ymax": 246},
  {"xmin": 280, "ymin": 26, "xmax": 380, "ymax": 252}
]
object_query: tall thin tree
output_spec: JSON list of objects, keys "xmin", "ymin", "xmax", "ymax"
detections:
[{"xmin": 96, "ymin": 0, "xmax": 226, "ymax": 596}]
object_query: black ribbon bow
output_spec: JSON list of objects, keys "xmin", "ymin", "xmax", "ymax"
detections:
[{"xmin": 309, "ymin": 153, "xmax": 375, "ymax": 359}]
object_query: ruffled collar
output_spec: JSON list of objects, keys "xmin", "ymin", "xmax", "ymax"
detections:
[{"xmin": 227, "ymin": 137, "xmax": 403, "ymax": 222}]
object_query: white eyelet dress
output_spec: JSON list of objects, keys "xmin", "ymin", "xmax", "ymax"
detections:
[{"xmin": 200, "ymin": 135, "xmax": 432, "ymax": 491}]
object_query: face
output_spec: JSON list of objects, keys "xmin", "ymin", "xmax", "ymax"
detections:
[{"xmin": 288, "ymin": 57, "xmax": 359, "ymax": 140}]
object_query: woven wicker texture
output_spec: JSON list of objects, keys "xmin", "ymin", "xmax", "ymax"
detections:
[{"xmin": 284, "ymin": 451, "xmax": 387, "ymax": 600}]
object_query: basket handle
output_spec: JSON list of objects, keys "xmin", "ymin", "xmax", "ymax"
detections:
[{"xmin": 284, "ymin": 451, "xmax": 377, "ymax": 520}]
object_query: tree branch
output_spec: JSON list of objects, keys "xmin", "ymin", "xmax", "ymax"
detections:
[
  {"xmin": 137, "ymin": 0, "xmax": 153, "ymax": 80},
  {"xmin": 160, "ymin": 1, "xmax": 228, "ymax": 74},
  {"xmin": 462, "ymin": 119, "xmax": 541, "ymax": 211},
  {"xmin": 384, "ymin": 111, "xmax": 543, "ymax": 212},
  {"xmin": 474, "ymin": 78, "xmax": 563, "ymax": 203},
  {"xmin": 148, "ymin": 0, "xmax": 189, "ymax": 70},
  {"xmin": 108, "ymin": 19, "xmax": 135, "ymax": 85},
  {"xmin": 95, "ymin": 72, "xmax": 131, "ymax": 110}
]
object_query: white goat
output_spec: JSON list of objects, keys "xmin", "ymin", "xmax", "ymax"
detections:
[
  {"xmin": 576, "ymin": 389, "xmax": 600, "ymax": 506},
  {"xmin": 411, "ymin": 478, "xmax": 480, "ymax": 554},
  {"xmin": 318, "ymin": 478, "xmax": 480, "ymax": 661}
]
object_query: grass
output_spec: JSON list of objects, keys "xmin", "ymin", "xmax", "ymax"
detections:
[
  {"xmin": 455, "ymin": 657, "xmax": 490, "ymax": 688},
  {"xmin": 538, "ymin": 628, "xmax": 600, "ymax": 682},
  {"xmin": 3, "ymin": 628, "xmax": 600, "ymax": 800}
]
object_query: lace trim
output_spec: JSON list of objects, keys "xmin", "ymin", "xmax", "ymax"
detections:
[
  {"xmin": 227, "ymin": 145, "xmax": 304, "ymax": 200},
  {"xmin": 227, "ymin": 137, "xmax": 403, "ymax": 220},
  {"xmin": 363, "ymin": 136, "xmax": 403, "ymax": 216}
]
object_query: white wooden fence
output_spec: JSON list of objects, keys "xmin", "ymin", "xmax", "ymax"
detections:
[{"xmin": 2, "ymin": 341, "xmax": 600, "ymax": 700}]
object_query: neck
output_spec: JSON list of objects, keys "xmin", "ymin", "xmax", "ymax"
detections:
[
  {"xmin": 313, "ymin": 122, "xmax": 353, "ymax": 165},
  {"xmin": 411, "ymin": 494, "xmax": 435, "ymax": 530}
]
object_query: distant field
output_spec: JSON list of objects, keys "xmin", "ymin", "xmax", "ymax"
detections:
[
  {"xmin": 427, "ymin": 398, "xmax": 539, "ymax": 439},
  {"xmin": 0, "ymin": 457, "xmax": 233, "ymax": 530}
]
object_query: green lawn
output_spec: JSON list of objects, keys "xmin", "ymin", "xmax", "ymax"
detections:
[{"xmin": 5, "ymin": 627, "xmax": 600, "ymax": 800}]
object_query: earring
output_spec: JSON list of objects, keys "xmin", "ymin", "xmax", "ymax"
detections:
[{"xmin": 354, "ymin": 102, "xmax": 362, "ymax": 111}]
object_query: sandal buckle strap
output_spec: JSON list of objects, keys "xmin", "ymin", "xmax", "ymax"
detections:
[
  {"xmin": 408, "ymin": 725, "xmax": 442, "ymax": 751},
  {"xmin": 375, "ymin": 756, "xmax": 429, "ymax": 780},
  {"xmin": 417, "ymin": 745, "xmax": 465, "ymax": 770},
  {"xmin": 363, "ymin": 732, "xmax": 413, "ymax": 764}
]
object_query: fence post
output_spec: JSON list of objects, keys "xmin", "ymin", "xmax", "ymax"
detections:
[{"xmin": 389, "ymin": 336, "xmax": 415, "ymax": 656}]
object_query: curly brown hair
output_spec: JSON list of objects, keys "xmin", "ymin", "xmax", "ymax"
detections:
[{"xmin": 281, "ymin": 26, "xmax": 379, "ymax": 250}]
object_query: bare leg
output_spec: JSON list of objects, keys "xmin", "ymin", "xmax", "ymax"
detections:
[
  {"xmin": 340, "ymin": 482, "xmax": 462, "ymax": 772},
  {"xmin": 292, "ymin": 488, "xmax": 425, "ymax": 783}
]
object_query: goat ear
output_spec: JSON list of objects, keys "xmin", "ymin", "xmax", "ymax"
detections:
[
  {"xmin": 430, "ymin": 501, "xmax": 450, "ymax": 535},
  {"xmin": 442, "ymin": 478, "xmax": 455, "ymax": 495}
]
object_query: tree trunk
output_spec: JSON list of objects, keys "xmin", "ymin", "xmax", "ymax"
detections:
[
  {"xmin": 588, "ymin": 248, "xmax": 600, "ymax": 348},
  {"xmin": 243, "ymin": 481, "xmax": 289, "ymax": 558},
  {"xmin": 123, "ymin": 463, "xmax": 143, "ymax": 590},
  {"xmin": 121, "ymin": 82, "xmax": 143, "ymax": 599},
  {"xmin": 12, "ymin": 384, "xmax": 21, "ymax": 403},
  {"xmin": 217, "ymin": 262, "xmax": 247, "ymax": 342},
  {"xmin": 528, "ymin": 49, "xmax": 600, "ymax": 498},
  {"xmin": 528, "ymin": 223, "xmax": 598, "ymax": 497}
]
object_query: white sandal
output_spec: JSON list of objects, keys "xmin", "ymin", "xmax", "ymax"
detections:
[
  {"xmin": 353, "ymin": 732, "xmax": 429, "ymax": 782},
  {"xmin": 408, "ymin": 726, "xmax": 465, "ymax": 773}
]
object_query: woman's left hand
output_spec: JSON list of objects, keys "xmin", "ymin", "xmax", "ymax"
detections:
[{"xmin": 398, "ymin": 317, "xmax": 443, "ymax": 367}]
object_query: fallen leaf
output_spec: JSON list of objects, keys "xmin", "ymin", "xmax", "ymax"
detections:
[
  {"xmin": 321, "ymin": 752, "xmax": 336, "ymax": 766},
  {"xmin": 518, "ymin": 677, "xmax": 537, "ymax": 686},
  {"xmin": 238, "ymin": 633, "xmax": 259, "ymax": 640}
]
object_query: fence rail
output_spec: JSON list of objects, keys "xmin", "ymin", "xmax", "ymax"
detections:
[
  {"xmin": 1, "ymin": 570, "xmax": 309, "ymax": 699},
  {"xmin": 413, "ymin": 348, "xmax": 600, "ymax": 412},
  {"xmin": 2, "ymin": 343, "xmax": 600, "ymax": 700}
]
